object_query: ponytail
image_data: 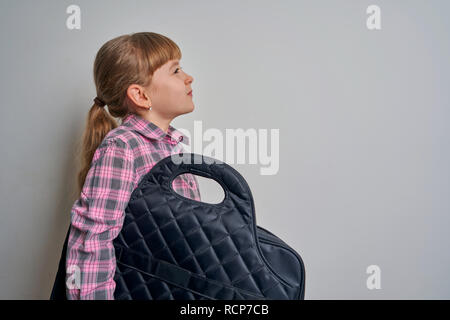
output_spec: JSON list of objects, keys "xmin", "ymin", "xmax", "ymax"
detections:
[{"xmin": 76, "ymin": 101, "xmax": 118, "ymax": 196}]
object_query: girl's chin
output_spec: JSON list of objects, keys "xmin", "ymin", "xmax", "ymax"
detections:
[{"xmin": 178, "ymin": 104, "xmax": 194, "ymax": 115}]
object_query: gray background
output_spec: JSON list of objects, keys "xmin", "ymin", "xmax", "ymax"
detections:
[{"xmin": 0, "ymin": 0, "xmax": 449, "ymax": 299}]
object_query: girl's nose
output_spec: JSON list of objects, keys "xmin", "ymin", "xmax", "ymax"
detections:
[{"xmin": 185, "ymin": 73, "xmax": 193, "ymax": 84}]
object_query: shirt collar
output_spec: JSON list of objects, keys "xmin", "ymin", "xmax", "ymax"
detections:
[{"xmin": 122, "ymin": 113, "xmax": 189, "ymax": 146}]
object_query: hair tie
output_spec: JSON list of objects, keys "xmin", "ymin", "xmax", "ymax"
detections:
[{"xmin": 94, "ymin": 96, "xmax": 106, "ymax": 107}]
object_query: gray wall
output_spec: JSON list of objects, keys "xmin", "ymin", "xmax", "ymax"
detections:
[{"xmin": 0, "ymin": 0, "xmax": 449, "ymax": 299}]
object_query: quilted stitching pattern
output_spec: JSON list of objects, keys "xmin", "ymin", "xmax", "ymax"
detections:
[{"xmin": 112, "ymin": 153, "xmax": 305, "ymax": 300}]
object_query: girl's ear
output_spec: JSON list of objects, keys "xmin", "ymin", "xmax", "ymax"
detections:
[{"xmin": 127, "ymin": 85, "xmax": 150, "ymax": 107}]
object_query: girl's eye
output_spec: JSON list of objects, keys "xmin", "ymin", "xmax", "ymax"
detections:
[{"xmin": 174, "ymin": 67, "xmax": 183, "ymax": 74}]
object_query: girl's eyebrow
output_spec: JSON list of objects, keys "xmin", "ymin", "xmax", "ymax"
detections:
[{"xmin": 169, "ymin": 61, "xmax": 180, "ymax": 69}]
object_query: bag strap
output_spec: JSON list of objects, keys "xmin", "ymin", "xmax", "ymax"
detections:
[
  {"xmin": 49, "ymin": 226, "xmax": 71, "ymax": 300},
  {"xmin": 115, "ymin": 246, "xmax": 265, "ymax": 300}
]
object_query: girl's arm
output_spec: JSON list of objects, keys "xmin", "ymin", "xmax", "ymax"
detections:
[{"xmin": 66, "ymin": 138, "xmax": 136, "ymax": 300}]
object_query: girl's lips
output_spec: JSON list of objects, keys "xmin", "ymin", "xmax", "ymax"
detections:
[{"xmin": 188, "ymin": 91, "xmax": 193, "ymax": 96}]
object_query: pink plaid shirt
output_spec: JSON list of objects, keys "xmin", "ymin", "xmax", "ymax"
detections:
[{"xmin": 66, "ymin": 113, "xmax": 201, "ymax": 300}]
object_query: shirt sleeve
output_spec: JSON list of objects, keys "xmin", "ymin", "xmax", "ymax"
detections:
[
  {"xmin": 190, "ymin": 173, "xmax": 202, "ymax": 201},
  {"xmin": 173, "ymin": 144, "xmax": 201, "ymax": 201},
  {"xmin": 171, "ymin": 172, "xmax": 202, "ymax": 202},
  {"xmin": 65, "ymin": 138, "xmax": 136, "ymax": 300}
]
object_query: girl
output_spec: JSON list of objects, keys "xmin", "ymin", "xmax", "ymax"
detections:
[{"xmin": 66, "ymin": 32, "xmax": 201, "ymax": 300}]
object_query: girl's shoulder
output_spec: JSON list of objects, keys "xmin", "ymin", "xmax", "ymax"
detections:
[
  {"xmin": 92, "ymin": 126, "xmax": 142, "ymax": 164},
  {"xmin": 96, "ymin": 123, "xmax": 160, "ymax": 164},
  {"xmin": 102, "ymin": 124, "xmax": 146, "ymax": 149},
  {"xmin": 90, "ymin": 137, "xmax": 133, "ymax": 167}
]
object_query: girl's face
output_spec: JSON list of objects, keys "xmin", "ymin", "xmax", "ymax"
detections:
[{"xmin": 146, "ymin": 59, "xmax": 194, "ymax": 118}]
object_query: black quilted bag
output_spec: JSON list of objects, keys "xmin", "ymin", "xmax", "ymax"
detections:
[{"xmin": 50, "ymin": 153, "xmax": 305, "ymax": 300}]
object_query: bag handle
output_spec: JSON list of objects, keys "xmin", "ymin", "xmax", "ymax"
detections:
[{"xmin": 133, "ymin": 153, "xmax": 256, "ymax": 225}]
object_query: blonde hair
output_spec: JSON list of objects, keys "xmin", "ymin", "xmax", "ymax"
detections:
[{"xmin": 76, "ymin": 32, "xmax": 182, "ymax": 196}]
